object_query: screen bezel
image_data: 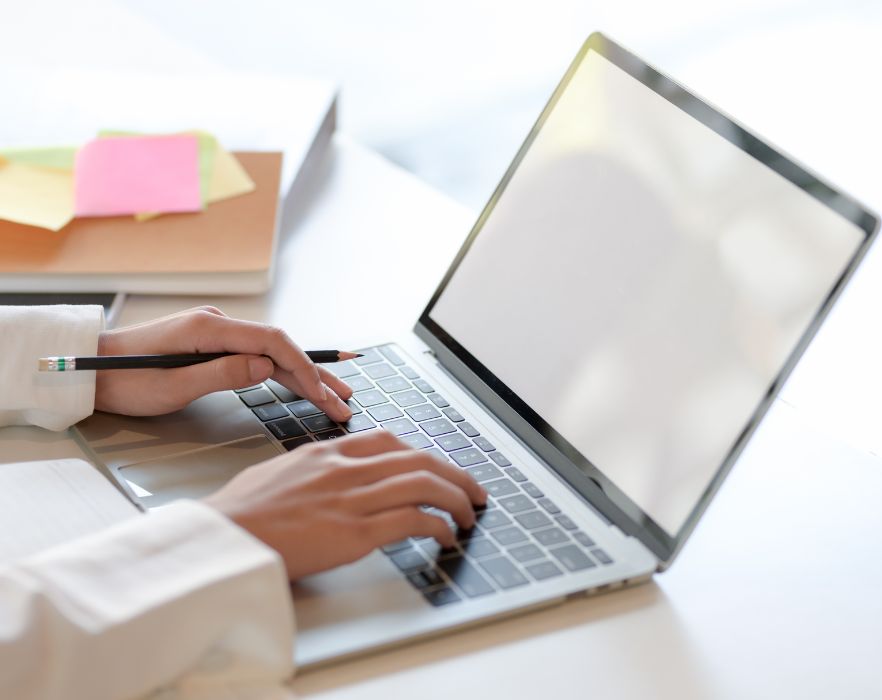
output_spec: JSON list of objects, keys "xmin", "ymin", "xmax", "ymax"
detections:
[{"xmin": 415, "ymin": 32, "xmax": 880, "ymax": 568}]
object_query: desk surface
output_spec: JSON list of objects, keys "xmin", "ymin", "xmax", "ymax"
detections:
[{"xmin": 3, "ymin": 136, "xmax": 882, "ymax": 699}]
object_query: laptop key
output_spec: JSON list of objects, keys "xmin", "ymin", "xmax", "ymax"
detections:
[
  {"xmin": 521, "ymin": 483, "xmax": 545, "ymax": 499},
  {"xmin": 483, "ymin": 479, "xmax": 520, "ymax": 498},
  {"xmin": 378, "ymin": 346, "xmax": 405, "ymax": 366},
  {"xmin": 281, "ymin": 436, "xmax": 313, "ymax": 451},
  {"xmin": 234, "ymin": 385, "xmax": 262, "ymax": 394},
  {"xmin": 450, "ymin": 447, "xmax": 488, "ymax": 467},
  {"xmin": 508, "ymin": 543, "xmax": 545, "ymax": 563},
  {"xmin": 573, "ymin": 531, "xmax": 596, "ymax": 548},
  {"xmin": 538, "ymin": 498, "xmax": 561, "ymax": 514},
  {"xmin": 424, "ymin": 587, "xmax": 461, "ymax": 606},
  {"xmin": 287, "ymin": 400, "xmax": 323, "ymax": 418},
  {"xmin": 420, "ymin": 418, "xmax": 457, "ymax": 437},
  {"xmin": 533, "ymin": 527, "xmax": 569, "ymax": 547},
  {"xmin": 239, "ymin": 388, "xmax": 276, "ymax": 407},
  {"xmin": 382, "ymin": 539, "xmax": 412, "ymax": 554},
  {"xmin": 368, "ymin": 404, "xmax": 403, "ymax": 421},
  {"xmin": 490, "ymin": 527, "xmax": 529, "ymax": 546},
  {"xmin": 252, "ymin": 403, "xmax": 289, "ymax": 422},
  {"xmin": 549, "ymin": 544, "xmax": 597, "ymax": 572},
  {"xmin": 354, "ymin": 348, "xmax": 382, "ymax": 365},
  {"xmin": 437, "ymin": 555, "xmax": 495, "ymax": 597},
  {"xmin": 442, "ymin": 407, "xmax": 465, "ymax": 422},
  {"xmin": 498, "ymin": 495, "xmax": 534, "ymax": 513},
  {"xmin": 364, "ymin": 362, "xmax": 397, "ymax": 379},
  {"xmin": 400, "ymin": 433, "xmax": 432, "ymax": 449},
  {"xmin": 461, "ymin": 537, "xmax": 500, "ymax": 559},
  {"xmin": 489, "ymin": 451, "xmax": 512, "ymax": 467},
  {"xmin": 428, "ymin": 393, "xmax": 450, "ymax": 408},
  {"xmin": 302, "ymin": 414, "xmax": 336, "ymax": 433},
  {"xmin": 526, "ymin": 561, "xmax": 564, "ymax": 580},
  {"xmin": 265, "ymin": 379, "xmax": 301, "ymax": 403},
  {"xmin": 505, "ymin": 467, "xmax": 527, "ymax": 482},
  {"xmin": 325, "ymin": 360, "xmax": 361, "ymax": 378},
  {"xmin": 354, "ymin": 390, "xmax": 388, "ymax": 407},
  {"xmin": 342, "ymin": 414, "xmax": 376, "ymax": 433},
  {"xmin": 476, "ymin": 509, "xmax": 512, "ymax": 529},
  {"xmin": 480, "ymin": 557, "xmax": 529, "ymax": 589},
  {"xmin": 459, "ymin": 422, "xmax": 480, "ymax": 438},
  {"xmin": 345, "ymin": 399, "xmax": 363, "ymax": 415},
  {"xmin": 591, "ymin": 548, "xmax": 614, "ymax": 565},
  {"xmin": 407, "ymin": 572, "xmax": 433, "ymax": 589},
  {"xmin": 315, "ymin": 428, "xmax": 346, "ymax": 440},
  {"xmin": 392, "ymin": 390, "xmax": 426, "ymax": 407},
  {"xmin": 391, "ymin": 549, "xmax": 428, "ymax": 572},
  {"xmin": 345, "ymin": 375, "xmax": 374, "ymax": 392},
  {"xmin": 266, "ymin": 417, "xmax": 307, "ymax": 440},
  {"xmin": 555, "ymin": 515, "xmax": 578, "ymax": 531},
  {"xmin": 399, "ymin": 365, "xmax": 419, "ymax": 380},
  {"xmin": 473, "ymin": 436, "xmax": 495, "ymax": 452},
  {"xmin": 413, "ymin": 378, "xmax": 435, "ymax": 393},
  {"xmin": 515, "ymin": 511, "xmax": 552, "ymax": 530},
  {"xmin": 382, "ymin": 417, "xmax": 418, "ymax": 436},
  {"xmin": 422, "ymin": 568, "xmax": 445, "ymax": 586},
  {"xmin": 436, "ymin": 433, "xmax": 471, "ymax": 452},
  {"xmin": 464, "ymin": 464, "xmax": 503, "ymax": 483},
  {"xmin": 377, "ymin": 376, "xmax": 411, "ymax": 393},
  {"xmin": 406, "ymin": 404, "xmax": 441, "ymax": 422}
]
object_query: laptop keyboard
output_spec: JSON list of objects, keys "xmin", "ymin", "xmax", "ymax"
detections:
[{"xmin": 234, "ymin": 344, "xmax": 614, "ymax": 606}]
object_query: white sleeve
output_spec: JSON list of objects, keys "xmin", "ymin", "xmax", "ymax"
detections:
[
  {"xmin": 0, "ymin": 499, "xmax": 296, "ymax": 700},
  {"xmin": 0, "ymin": 304, "xmax": 104, "ymax": 431}
]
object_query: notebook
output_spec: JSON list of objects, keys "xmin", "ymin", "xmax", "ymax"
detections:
[{"xmin": 0, "ymin": 152, "xmax": 283, "ymax": 294}]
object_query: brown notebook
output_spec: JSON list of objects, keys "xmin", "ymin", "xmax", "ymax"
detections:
[{"xmin": 0, "ymin": 152, "xmax": 282, "ymax": 294}]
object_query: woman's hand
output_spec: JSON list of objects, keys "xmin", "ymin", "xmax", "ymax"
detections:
[
  {"xmin": 204, "ymin": 431, "xmax": 487, "ymax": 580},
  {"xmin": 95, "ymin": 306, "xmax": 353, "ymax": 421}
]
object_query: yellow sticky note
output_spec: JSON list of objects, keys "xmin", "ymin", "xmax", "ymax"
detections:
[
  {"xmin": 0, "ymin": 147, "xmax": 77, "ymax": 171},
  {"xmin": 207, "ymin": 141, "xmax": 256, "ymax": 202},
  {"xmin": 0, "ymin": 161, "xmax": 74, "ymax": 231}
]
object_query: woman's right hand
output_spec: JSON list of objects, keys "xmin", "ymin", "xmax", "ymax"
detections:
[{"xmin": 203, "ymin": 430, "xmax": 487, "ymax": 580}]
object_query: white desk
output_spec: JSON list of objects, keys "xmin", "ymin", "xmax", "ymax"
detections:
[{"xmin": 2, "ymin": 136, "xmax": 881, "ymax": 699}]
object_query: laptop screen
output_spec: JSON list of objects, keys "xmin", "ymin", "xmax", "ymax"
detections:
[{"xmin": 421, "ymin": 38, "xmax": 874, "ymax": 549}]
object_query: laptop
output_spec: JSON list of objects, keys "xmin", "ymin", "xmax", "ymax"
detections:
[{"xmin": 74, "ymin": 33, "xmax": 879, "ymax": 668}]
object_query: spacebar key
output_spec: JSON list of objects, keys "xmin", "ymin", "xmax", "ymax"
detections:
[{"xmin": 438, "ymin": 555, "xmax": 495, "ymax": 598}]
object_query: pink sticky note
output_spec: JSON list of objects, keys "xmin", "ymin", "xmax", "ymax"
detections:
[{"xmin": 74, "ymin": 134, "xmax": 202, "ymax": 217}]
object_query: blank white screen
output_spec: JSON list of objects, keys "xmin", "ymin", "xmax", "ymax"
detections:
[{"xmin": 430, "ymin": 50, "xmax": 863, "ymax": 535}]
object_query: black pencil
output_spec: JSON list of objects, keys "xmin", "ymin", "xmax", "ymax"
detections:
[{"xmin": 37, "ymin": 350, "xmax": 362, "ymax": 371}]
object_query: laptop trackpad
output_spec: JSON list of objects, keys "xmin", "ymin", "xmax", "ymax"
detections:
[{"xmin": 120, "ymin": 435, "xmax": 281, "ymax": 508}]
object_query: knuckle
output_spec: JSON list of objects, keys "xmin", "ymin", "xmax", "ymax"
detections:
[{"xmin": 193, "ymin": 305, "xmax": 224, "ymax": 316}]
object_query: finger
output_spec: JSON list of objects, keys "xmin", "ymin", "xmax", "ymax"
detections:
[
  {"xmin": 194, "ymin": 314, "xmax": 326, "ymax": 404},
  {"xmin": 346, "ymin": 471, "xmax": 476, "ymax": 529},
  {"xmin": 364, "ymin": 507, "xmax": 456, "ymax": 548},
  {"xmin": 328, "ymin": 430, "xmax": 415, "ymax": 458},
  {"xmin": 317, "ymin": 365, "xmax": 354, "ymax": 400},
  {"xmin": 155, "ymin": 354, "xmax": 274, "ymax": 405},
  {"xmin": 344, "ymin": 450, "xmax": 487, "ymax": 506},
  {"xmin": 271, "ymin": 368, "xmax": 352, "ymax": 422}
]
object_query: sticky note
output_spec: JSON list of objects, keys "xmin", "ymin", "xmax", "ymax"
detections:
[
  {"xmin": 136, "ymin": 142, "xmax": 254, "ymax": 221},
  {"xmin": 100, "ymin": 130, "xmax": 217, "ymax": 205},
  {"xmin": 74, "ymin": 135, "xmax": 202, "ymax": 217},
  {"xmin": 0, "ymin": 147, "xmax": 77, "ymax": 171},
  {"xmin": 0, "ymin": 161, "xmax": 74, "ymax": 231}
]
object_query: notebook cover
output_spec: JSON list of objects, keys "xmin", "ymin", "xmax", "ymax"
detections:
[{"xmin": 0, "ymin": 152, "xmax": 281, "ymax": 275}]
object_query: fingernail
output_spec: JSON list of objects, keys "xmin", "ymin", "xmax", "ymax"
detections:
[{"xmin": 248, "ymin": 357, "xmax": 272, "ymax": 381}]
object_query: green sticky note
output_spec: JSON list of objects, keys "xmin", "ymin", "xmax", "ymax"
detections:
[
  {"xmin": 0, "ymin": 147, "xmax": 78, "ymax": 171},
  {"xmin": 99, "ymin": 129, "xmax": 217, "ymax": 204}
]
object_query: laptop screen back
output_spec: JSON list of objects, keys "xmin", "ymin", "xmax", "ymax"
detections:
[{"xmin": 422, "ymin": 37, "xmax": 874, "ymax": 551}]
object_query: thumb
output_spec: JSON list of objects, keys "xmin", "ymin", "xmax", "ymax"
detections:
[{"xmin": 165, "ymin": 354, "xmax": 274, "ymax": 404}]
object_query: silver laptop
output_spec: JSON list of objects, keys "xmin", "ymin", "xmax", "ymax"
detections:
[{"xmin": 75, "ymin": 33, "xmax": 879, "ymax": 668}]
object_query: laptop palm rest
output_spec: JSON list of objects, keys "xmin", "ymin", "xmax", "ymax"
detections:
[{"xmin": 119, "ymin": 435, "xmax": 280, "ymax": 508}]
